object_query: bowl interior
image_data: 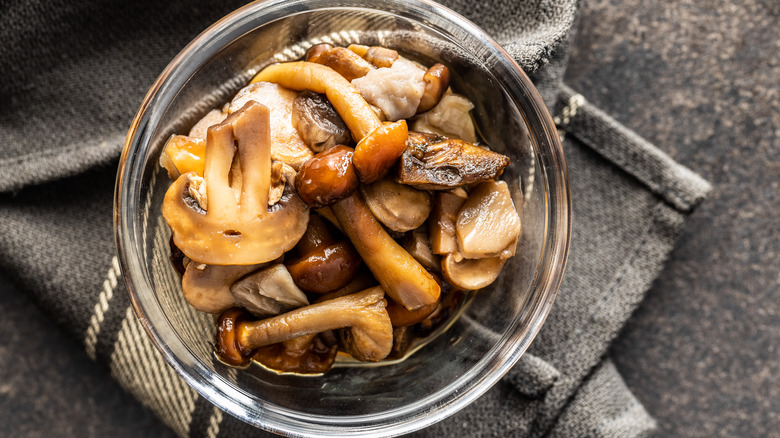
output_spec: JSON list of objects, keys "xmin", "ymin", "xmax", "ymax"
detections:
[{"xmin": 118, "ymin": 1, "xmax": 567, "ymax": 435}]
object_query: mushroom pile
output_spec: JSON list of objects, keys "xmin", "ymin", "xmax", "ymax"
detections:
[{"xmin": 160, "ymin": 44, "xmax": 522, "ymax": 375}]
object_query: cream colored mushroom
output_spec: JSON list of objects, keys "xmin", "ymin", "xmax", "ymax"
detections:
[
  {"xmin": 456, "ymin": 180, "xmax": 521, "ymax": 259},
  {"xmin": 234, "ymin": 286, "xmax": 393, "ymax": 362},
  {"xmin": 181, "ymin": 262, "xmax": 265, "ymax": 314},
  {"xmin": 229, "ymin": 264, "xmax": 309, "ymax": 317},
  {"xmin": 361, "ymin": 177, "xmax": 431, "ymax": 232},
  {"xmin": 441, "ymin": 254, "xmax": 507, "ymax": 291},
  {"xmin": 402, "ymin": 226, "xmax": 440, "ymax": 272}
]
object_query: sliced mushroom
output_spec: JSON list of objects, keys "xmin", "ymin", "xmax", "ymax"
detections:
[
  {"xmin": 229, "ymin": 263, "xmax": 309, "ymax": 317},
  {"xmin": 159, "ymin": 134, "xmax": 206, "ymax": 180},
  {"xmin": 352, "ymin": 58, "xmax": 427, "ymax": 121},
  {"xmin": 188, "ymin": 108, "xmax": 228, "ymax": 140},
  {"xmin": 292, "ymin": 91, "xmax": 351, "ymax": 152},
  {"xmin": 181, "ymin": 262, "xmax": 266, "ymax": 314},
  {"xmin": 361, "ymin": 177, "xmax": 431, "ymax": 232},
  {"xmin": 306, "ymin": 44, "xmax": 374, "ymax": 81},
  {"xmin": 456, "ymin": 180, "xmax": 521, "ymax": 259},
  {"xmin": 412, "ymin": 93, "xmax": 477, "ymax": 143},
  {"xmin": 162, "ymin": 101, "xmax": 310, "ymax": 265},
  {"xmin": 429, "ymin": 188, "xmax": 468, "ymax": 255},
  {"xmin": 251, "ymin": 333, "xmax": 338, "ymax": 374},
  {"xmin": 218, "ymin": 287, "xmax": 393, "ymax": 364},
  {"xmin": 331, "ymin": 191, "xmax": 440, "ymax": 310},
  {"xmin": 229, "ymin": 82, "xmax": 314, "ymax": 170},
  {"xmin": 401, "ymin": 226, "xmax": 440, "ymax": 272},
  {"xmin": 441, "ymin": 254, "xmax": 507, "ymax": 290},
  {"xmin": 416, "ymin": 63, "xmax": 451, "ymax": 114},
  {"xmin": 397, "ymin": 132, "xmax": 510, "ymax": 190}
]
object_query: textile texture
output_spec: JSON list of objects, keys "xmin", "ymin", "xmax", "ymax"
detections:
[{"xmin": 0, "ymin": 0, "xmax": 709, "ymax": 437}]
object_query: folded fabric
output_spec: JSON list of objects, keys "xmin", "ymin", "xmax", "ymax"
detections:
[{"xmin": 0, "ymin": 0, "xmax": 710, "ymax": 437}]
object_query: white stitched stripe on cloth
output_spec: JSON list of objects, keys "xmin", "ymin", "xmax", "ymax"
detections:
[
  {"xmin": 206, "ymin": 405, "xmax": 224, "ymax": 438},
  {"xmin": 110, "ymin": 306, "xmax": 198, "ymax": 438},
  {"xmin": 554, "ymin": 93, "xmax": 586, "ymax": 142},
  {"xmin": 84, "ymin": 255, "xmax": 121, "ymax": 360}
]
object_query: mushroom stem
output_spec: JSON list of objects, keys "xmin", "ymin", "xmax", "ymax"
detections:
[
  {"xmin": 251, "ymin": 61, "xmax": 382, "ymax": 141},
  {"xmin": 332, "ymin": 192, "xmax": 440, "ymax": 310},
  {"xmin": 234, "ymin": 286, "xmax": 392, "ymax": 362}
]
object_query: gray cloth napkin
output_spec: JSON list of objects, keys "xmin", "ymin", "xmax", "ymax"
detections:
[{"xmin": 0, "ymin": 0, "xmax": 710, "ymax": 437}]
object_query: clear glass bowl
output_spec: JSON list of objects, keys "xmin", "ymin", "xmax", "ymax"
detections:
[{"xmin": 115, "ymin": 0, "xmax": 571, "ymax": 436}]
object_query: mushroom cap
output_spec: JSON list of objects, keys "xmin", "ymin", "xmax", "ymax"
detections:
[
  {"xmin": 163, "ymin": 101, "xmax": 310, "ymax": 265},
  {"xmin": 181, "ymin": 262, "xmax": 265, "ymax": 314},
  {"xmin": 441, "ymin": 254, "xmax": 507, "ymax": 291},
  {"xmin": 361, "ymin": 177, "xmax": 431, "ymax": 232}
]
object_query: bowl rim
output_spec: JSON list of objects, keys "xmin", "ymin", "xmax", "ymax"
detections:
[{"xmin": 115, "ymin": 0, "xmax": 571, "ymax": 435}]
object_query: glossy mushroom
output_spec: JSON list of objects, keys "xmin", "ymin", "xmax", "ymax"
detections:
[
  {"xmin": 361, "ymin": 177, "xmax": 431, "ymax": 232},
  {"xmin": 216, "ymin": 287, "xmax": 393, "ymax": 364},
  {"xmin": 331, "ymin": 191, "xmax": 440, "ymax": 310},
  {"xmin": 162, "ymin": 101, "xmax": 310, "ymax": 265}
]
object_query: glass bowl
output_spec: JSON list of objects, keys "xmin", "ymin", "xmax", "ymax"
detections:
[{"xmin": 115, "ymin": 0, "xmax": 571, "ymax": 436}]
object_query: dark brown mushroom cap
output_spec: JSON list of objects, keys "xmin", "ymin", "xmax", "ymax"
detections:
[
  {"xmin": 214, "ymin": 307, "xmax": 254, "ymax": 367},
  {"xmin": 397, "ymin": 132, "xmax": 510, "ymax": 190}
]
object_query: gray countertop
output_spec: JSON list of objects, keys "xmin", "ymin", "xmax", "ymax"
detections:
[{"xmin": 0, "ymin": 0, "xmax": 777, "ymax": 436}]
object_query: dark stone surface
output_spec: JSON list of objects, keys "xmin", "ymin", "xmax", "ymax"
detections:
[
  {"xmin": 564, "ymin": 0, "xmax": 779, "ymax": 437},
  {"xmin": 0, "ymin": 0, "xmax": 776, "ymax": 436}
]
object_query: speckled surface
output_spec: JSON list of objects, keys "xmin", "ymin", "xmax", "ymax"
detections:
[
  {"xmin": 563, "ymin": 0, "xmax": 780, "ymax": 436},
  {"xmin": 0, "ymin": 0, "xmax": 777, "ymax": 436}
]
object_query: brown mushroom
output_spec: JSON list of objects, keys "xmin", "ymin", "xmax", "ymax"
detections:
[
  {"xmin": 416, "ymin": 63, "xmax": 451, "ymax": 114},
  {"xmin": 181, "ymin": 262, "xmax": 266, "ymax": 314},
  {"xmin": 218, "ymin": 287, "xmax": 392, "ymax": 364},
  {"xmin": 331, "ymin": 191, "xmax": 440, "ymax": 310},
  {"xmin": 385, "ymin": 296, "xmax": 438, "ymax": 327},
  {"xmin": 214, "ymin": 307, "xmax": 253, "ymax": 367},
  {"xmin": 429, "ymin": 188, "xmax": 468, "ymax": 255},
  {"xmin": 456, "ymin": 180, "xmax": 521, "ymax": 259},
  {"xmin": 229, "ymin": 264, "xmax": 309, "ymax": 317},
  {"xmin": 268, "ymin": 161, "xmax": 297, "ymax": 206},
  {"xmin": 306, "ymin": 44, "xmax": 374, "ymax": 81},
  {"xmin": 291, "ymin": 91, "xmax": 351, "ymax": 152},
  {"xmin": 352, "ymin": 120, "xmax": 409, "ymax": 184},
  {"xmin": 441, "ymin": 254, "xmax": 507, "ymax": 291},
  {"xmin": 397, "ymin": 132, "xmax": 510, "ymax": 190},
  {"xmin": 286, "ymin": 240, "xmax": 362, "ymax": 294},
  {"xmin": 361, "ymin": 177, "xmax": 431, "ymax": 232},
  {"xmin": 162, "ymin": 101, "xmax": 310, "ymax": 265},
  {"xmin": 294, "ymin": 145, "xmax": 360, "ymax": 208}
]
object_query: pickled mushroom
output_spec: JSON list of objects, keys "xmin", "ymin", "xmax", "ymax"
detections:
[
  {"xmin": 456, "ymin": 180, "xmax": 521, "ymax": 259},
  {"xmin": 162, "ymin": 101, "xmax": 310, "ymax": 265},
  {"xmin": 398, "ymin": 132, "xmax": 510, "ymax": 190},
  {"xmin": 352, "ymin": 58, "xmax": 426, "ymax": 121},
  {"xmin": 412, "ymin": 93, "xmax": 477, "ymax": 143},
  {"xmin": 229, "ymin": 264, "xmax": 309, "ymax": 317},
  {"xmin": 229, "ymin": 82, "xmax": 314, "ymax": 169},
  {"xmin": 181, "ymin": 262, "xmax": 265, "ymax": 314},
  {"xmin": 292, "ymin": 91, "xmax": 351, "ymax": 152},
  {"xmin": 361, "ymin": 177, "xmax": 431, "ymax": 233}
]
